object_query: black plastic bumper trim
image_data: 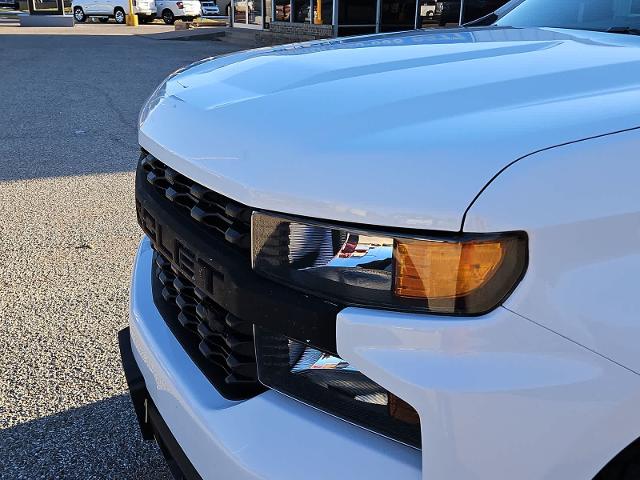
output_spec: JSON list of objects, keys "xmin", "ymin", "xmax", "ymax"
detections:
[
  {"xmin": 118, "ymin": 327, "xmax": 203, "ymax": 480},
  {"xmin": 118, "ymin": 328, "xmax": 153, "ymax": 440}
]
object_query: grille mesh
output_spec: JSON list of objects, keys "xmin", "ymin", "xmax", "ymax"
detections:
[
  {"xmin": 153, "ymin": 251, "xmax": 262, "ymax": 396},
  {"xmin": 141, "ymin": 153, "xmax": 252, "ymax": 251}
]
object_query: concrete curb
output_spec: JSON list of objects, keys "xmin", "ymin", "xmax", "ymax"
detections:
[{"xmin": 140, "ymin": 26, "xmax": 226, "ymax": 41}]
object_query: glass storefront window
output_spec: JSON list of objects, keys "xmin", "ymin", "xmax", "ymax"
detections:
[
  {"xmin": 292, "ymin": 0, "xmax": 311, "ymax": 22},
  {"xmin": 249, "ymin": 0, "xmax": 263, "ymax": 24},
  {"xmin": 435, "ymin": 0, "xmax": 460, "ymax": 26},
  {"xmin": 234, "ymin": 0, "xmax": 264, "ymax": 26},
  {"xmin": 417, "ymin": 0, "xmax": 437, "ymax": 28},
  {"xmin": 268, "ymin": 0, "xmax": 508, "ymax": 35},
  {"xmin": 313, "ymin": 0, "xmax": 333, "ymax": 24},
  {"xmin": 380, "ymin": 0, "xmax": 418, "ymax": 31},
  {"xmin": 338, "ymin": 0, "xmax": 376, "ymax": 26},
  {"xmin": 415, "ymin": 0, "xmax": 509, "ymax": 28},
  {"xmin": 274, "ymin": 0, "xmax": 332, "ymax": 24},
  {"xmin": 234, "ymin": 1, "xmax": 247, "ymax": 22},
  {"xmin": 275, "ymin": 0, "xmax": 291, "ymax": 20},
  {"xmin": 28, "ymin": 0, "xmax": 64, "ymax": 14}
]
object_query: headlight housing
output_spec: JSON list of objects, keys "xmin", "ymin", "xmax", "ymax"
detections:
[{"xmin": 251, "ymin": 212, "xmax": 527, "ymax": 315}]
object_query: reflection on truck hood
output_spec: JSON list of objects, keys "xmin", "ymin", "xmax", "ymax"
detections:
[{"xmin": 139, "ymin": 27, "xmax": 640, "ymax": 231}]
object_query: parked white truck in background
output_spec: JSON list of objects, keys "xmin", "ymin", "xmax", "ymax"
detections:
[
  {"xmin": 72, "ymin": 0, "xmax": 200, "ymax": 24},
  {"xmin": 72, "ymin": 0, "xmax": 156, "ymax": 23},
  {"xmin": 155, "ymin": 0, "xmax": 201, "ymax": 23},
  {"xmin": 120, "ymin": 0, "xmax": 640, "ymax": 479}
]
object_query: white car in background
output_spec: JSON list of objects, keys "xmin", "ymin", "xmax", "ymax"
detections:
[
  {"xmin": 200, "ymin": 1, "xmax": 219, "ymax": 17},
  {"xmin": 72, "ymin": 0, "xmax": 156, "ymax": 23},
  {"xmin": 155, "ymin": 0, "xmax": 201, "ymax": 24}
]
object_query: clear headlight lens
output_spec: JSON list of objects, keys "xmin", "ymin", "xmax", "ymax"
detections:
[
  {"xmin": 254, "ymin": 327, "xmax": 422, "ymax": 448},
  {"xmin": 251, "ymin": 212, "xmax": 527, "ymax": 315}
]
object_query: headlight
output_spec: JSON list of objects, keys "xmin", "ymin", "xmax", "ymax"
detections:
[{"xmin": 251, "ymin": 212, "xmax": 527, "ymax": 315}]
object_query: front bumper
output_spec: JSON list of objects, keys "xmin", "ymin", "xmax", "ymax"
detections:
[
  {"xmin": 135, "ymin": 5, "xmax": 156, "ymax": 14},
  {"xmin": 126, "ymin": 237, "xmax": 640, "ymax": 480},
  {"xmin": 119, "ymin": 327, "xmax": 203, "ymax": 480},
  {"xmin": 127, "ymin": 237, "xmax": 421, "ymax": 480}
]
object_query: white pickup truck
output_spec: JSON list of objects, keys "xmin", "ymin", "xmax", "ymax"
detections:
[
  {"xmin": 72, "ymin": 0, "xmax": 156, "ymax": 23},
  {"xmin": 120, "ymin": 0, "xmax": 640, "ymax": 479}
]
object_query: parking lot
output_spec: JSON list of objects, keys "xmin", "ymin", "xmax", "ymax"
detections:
[{"xmin": 0, "ymin": 26, "xmax": 243, "ymax": 479}]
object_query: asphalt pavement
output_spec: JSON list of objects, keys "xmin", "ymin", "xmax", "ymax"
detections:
[{"xmin": 0, "ymin": 27, "xmax": 244, "ymax": 479}]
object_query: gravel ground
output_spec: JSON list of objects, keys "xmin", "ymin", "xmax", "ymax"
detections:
[{"xmin": 0, "ymin": 31, "xmax": 243, "ymax": 479}]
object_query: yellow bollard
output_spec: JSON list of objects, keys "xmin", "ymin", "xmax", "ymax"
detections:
[
  {"xmin": 126, "ymin": 14, "xmax": 139, "ymax": 26},
  {"xmin": 126, "ymin": 0, "xmax": 139, "ymax": 26}
]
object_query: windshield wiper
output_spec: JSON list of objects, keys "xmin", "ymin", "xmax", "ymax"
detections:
[{"xmin": 606, "ymin": 26, "xmax": 640, "ymax": 35}]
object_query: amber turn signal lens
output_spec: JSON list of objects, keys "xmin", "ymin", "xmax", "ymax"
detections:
[{"xmin": 394, "ymin": 239, "xmax": 506, "ymax": 299}]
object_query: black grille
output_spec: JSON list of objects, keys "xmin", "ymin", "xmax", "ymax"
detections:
[
  {"xmin": 136, "ymin": 151, "xmax": 340, "ymax": 400},
  {"xmin": 140, "ymin": 153, "xmax": 252, "ymax": 251},
  {"xmin": 152, "ymin": 250, "xmax": 264, "ymax": 400}
]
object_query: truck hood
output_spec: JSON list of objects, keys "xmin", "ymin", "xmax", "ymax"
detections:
[{"xmin": 139, "ymin": 27, "xmax": 640, "ymax": 231}]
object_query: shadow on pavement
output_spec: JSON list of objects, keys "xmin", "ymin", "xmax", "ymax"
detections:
[
  {"xmin": 0, "ymin": 394, "xmax": 172, "ymax": 479},
  {"xmin": 0, "ymin": 33, "xmax": 241, "ymax": 182}
]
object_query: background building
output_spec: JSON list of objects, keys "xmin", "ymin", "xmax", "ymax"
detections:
[{"xmin": 230, "ymin": 0, "xmax": 510, "ymax": 41}]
